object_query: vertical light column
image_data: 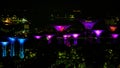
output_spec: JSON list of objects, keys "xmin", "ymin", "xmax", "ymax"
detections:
[
  {"xmin": 18, "ymin": 38, "xmax": 26, "ymax": 59},
  {"xmin": 1, "ymin": 42, "xmax": 8, "ymax": 57},
  {"xmin": 8, "ymin": 37, "xmax": 16, "ymax": 57}
]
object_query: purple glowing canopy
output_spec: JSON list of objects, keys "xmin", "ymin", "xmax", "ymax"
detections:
[
  {"xmin": 111, "ymin": 33, "xmax": 119, "ymax": 39},
  {"xmin": 46, "ymin": 34, "xmax": 54, "ymax": 40},
  {"xmin": 93, "ymin": 30, "xmax": 104, "ymax": 37},
  {"xmin": 71, "ymin": 33, "xmax": 80, "ymax": 38},
  {"xmin": 34, "ymin": 35, "xmax": 42, "ymax": 39},
  {"xmin": 81, "ymin": 20, "xmax": 96, "ymax": 30},
  {"xmin": 53, "ymin": 25, "xmax": 71, "ymax": 32}
]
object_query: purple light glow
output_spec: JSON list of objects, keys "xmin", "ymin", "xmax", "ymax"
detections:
[
  {"xmin": 93, "ymin": 30, "xmax": 103, "ymax": 37},
  {"xmin": 34, "ymin": 35, "xmax": 41, "ymax": 39},
  {"xmin": 71, "ymin": 33, "xmax": 80, "ymax": 45},
  {"xmin": 82, "ymin": 20, "xmax": 96, "ymax": 30},
  {"xmin": 111, "ymin": 34, "xmax": 119, "ymax": 39},
  {"xmin": 54, "ymin": 25, "xmax": 70, "ymax": 32},
  {"xmin": 63, "ymin": 34, "xmax": 71, "ymax": 45},
  {"xmin": 46, "ymin": 35, "xmax": 54, "ymax": 40},
  {"xmin": 46, "ymin": 35, "xmax": 54, "ymax": 44},
  {"xmin": 72, "ymin": 34, "xmax": 80, "ymax": 38},
  {"xmin": 63, "ymin": 34, "xmax": 71, "ymax": 39}
]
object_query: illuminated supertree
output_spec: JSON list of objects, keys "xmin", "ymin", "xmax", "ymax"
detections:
[
  {"xmin": 18, "ymin": 38, "xmax": 26, "ymax": 59},
  {"xmin": 53, "ymin": 25, "xmax": 71, "ymax": 32},
  {"xmin": 80, "ymin": 19, "xmax": 97, "ymax": 42},
  {"xmin": 109, "ymin": 25, "xmax": 117, "ymax": 32},
  {"xmin": 0, "ymin": 42, "xmax": 9, "ymax": 57},
  {"xmin": 93, "ymin": 29, "xmax": 104, "ymax": 43},
  {"xmin": 46, "ymin": 34, "xmax": 54, "ymax": 44},
  {"xmin": 111, "ymin": 33, "xmax": 119, "ymax": 44},
  {"xmin": 34, "ymin": 35, "xmax": 42, "ymax": 40},
  {"xmin": 71, "ymin": 33, "xmax": 80, "ymax": 45},
  {"xmin": 80, "ymin": 19, "xmax": 97, "ymax": 31},
  {"xmin": 63, "ymin": 34, "xmax": 71, "ymax": 47},
  {"xmin": 8, "ymin": 37, "xmax": 16, "ymax": 57}
]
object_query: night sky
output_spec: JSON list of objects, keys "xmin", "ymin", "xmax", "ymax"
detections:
[{"xmin": 0, "ymin": 1, "xmax": 120, "ymax": 27}]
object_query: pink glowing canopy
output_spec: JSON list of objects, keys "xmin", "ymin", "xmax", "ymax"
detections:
[
  {"xmin": 53, "ymin": 25, "xmax": 71, "ymax": 32},
  {"xmin": 46, "ymin": 34, "xmax": 54, "ymax": 40},
  {"xmin": 81, "ymin": 20, "xmax": 96, "ymax": 30},
  {"xmin": 109, "ymin": 26, "xmax": 117, "ymax": 32},
  {"xmin": 111, "ymin": 34, "xmax": 119, "ymax": 39},
  {"xmin": 72, "ymin": 33, "xmax": 80, "ymax": 38},
  {"xmin": 63, "ymin": 34, "xmax": 71, "ymax": 39},
  {"xmin": 34, "ymin": 35, "xmax": 42, "ymax": 39},
  {"xmin": 93, "ymin": 30, "xmax": 103, "ymax": 37}
]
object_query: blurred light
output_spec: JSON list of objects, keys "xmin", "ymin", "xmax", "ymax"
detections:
[
  {"xmin": 111, "ymin": 33, "xmax": 119, "ymax": 39},
  {"xmin": 109, "ymin": 26, "xmax": 117, "ymax": 32},
  {"xmin": 54, "ymin": 25, "xmax": 71, "ymax": 32},
  {"xmin": 93, "ymin": 30, "xmax": 103, "ymax": 37},
  {"xmin": 81, "ymin": 20, "xmax": 96, "ymax": 30},
  {"xmin": 46, "ymin": 35, "xmax": 54, "ymax": 40},
  {"xmin": 72, "ymin": 33, "xmax": 80, "ymax": 38},
  {"xmin": 1, "ymin": 42, "xmax": 8, "ymax": 46},
  {"xmin": 34, "ymin": 35, "xmax": 42, "ymax": 39}
]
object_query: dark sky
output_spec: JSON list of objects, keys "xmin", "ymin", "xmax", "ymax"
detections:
[{"xmin": 0, "ymin": 1, "xmax": 120, "ymax": 27}]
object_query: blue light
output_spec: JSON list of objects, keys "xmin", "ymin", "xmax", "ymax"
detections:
[
  {"xmin": 19, "ymin": 51, "xmax": 24, "ymax": 59},
  {"xmin": 18, "ymin": 38, "xmax": 26, "ymax": 59},
  {"xmin": 1, "ymin": 42, "xmax": 8, "ymax": 46},
  {"xmin": 1, "ymin": 42, "xmax": 8, "ymax": 57},
  {"xmin": 18, "ymin": 38, "xmax": 26, "ymax": 45},
  {"xmin": 8, "ymin": 37, "xmax": 16, "ymax": 57},
  {"xmin": 8, "ymin": 37, "xmax": 16, "ymax": 43}
]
